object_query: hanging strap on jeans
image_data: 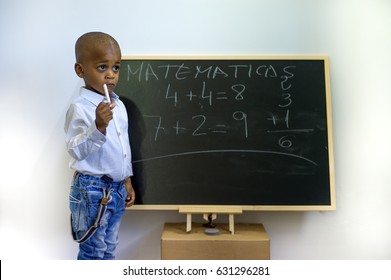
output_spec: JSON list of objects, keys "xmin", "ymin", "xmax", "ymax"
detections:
[{"xmin": 71, "ymin": 187, "xmax": 114, "ymax": 244}]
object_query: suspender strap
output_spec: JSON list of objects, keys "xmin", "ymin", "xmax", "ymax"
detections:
[{"xmin": 71, "ymin": 188, "xmax": 114, "ymax": 244}]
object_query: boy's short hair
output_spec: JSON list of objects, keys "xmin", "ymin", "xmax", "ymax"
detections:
[{"xmin": 75, "ymin": 32, "xmax": 121, "ymax": 63}]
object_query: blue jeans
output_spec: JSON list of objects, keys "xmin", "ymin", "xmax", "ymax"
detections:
[{"xmin": 69, "ymin": 173, "xmax": 127, "ymax": 260}]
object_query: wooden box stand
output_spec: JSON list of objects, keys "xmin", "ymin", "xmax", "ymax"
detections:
[{"xmin": 161, "ymin": 223, "xmax": 270, "ymax": 260}]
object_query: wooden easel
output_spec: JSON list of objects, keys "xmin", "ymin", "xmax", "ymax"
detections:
[{"xmin": 179, "ymin": 206, "xmax": 242, "ymax": 234}]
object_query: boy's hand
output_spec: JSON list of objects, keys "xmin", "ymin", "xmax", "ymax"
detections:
[
  {"xmin": 124, "ymin": 177, "xmax": 135, "ymax": 208},
  {"xmin": 95, "ymin": 102, "xmax": 115, "ymax": 134}
]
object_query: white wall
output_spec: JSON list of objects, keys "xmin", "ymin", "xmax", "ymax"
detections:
[{"xmin": 0, "ymin": 0, "xmax": 390, "ymax": 260}]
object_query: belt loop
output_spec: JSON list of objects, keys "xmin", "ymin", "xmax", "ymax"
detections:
[{"xmin": 101, "ymin": 175, "xmax": 113, "ymax": 184}]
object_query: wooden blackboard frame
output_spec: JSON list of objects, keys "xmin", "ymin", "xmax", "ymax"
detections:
[{"xmin": 120, "ymin": 56, "xmax": 335, "ymax": 211}]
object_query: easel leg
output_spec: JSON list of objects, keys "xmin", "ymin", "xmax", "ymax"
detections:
[
  {"xmin": 186, "ymin": 213, "xmax": 192, "ymax": 232},
  {"xmin": 229, "ymin": 214, "xmax": 235, "ymax": 234}
]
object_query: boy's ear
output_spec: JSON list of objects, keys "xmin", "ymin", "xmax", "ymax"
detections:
[{"xmin": 74, "ymin": 63, "xmax": 84, "ymax": 78}]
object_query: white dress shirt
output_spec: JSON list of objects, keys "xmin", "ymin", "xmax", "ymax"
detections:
[{"xmin": 65, "ymin": 87, "xmax": 133, "ymax": 182}]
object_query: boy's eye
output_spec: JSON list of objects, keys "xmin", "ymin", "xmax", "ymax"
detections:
[
  {"xmin": 98, "ymin": 65, "xmax": 106, "ymax": 71},
  {"xmin": 113, "ymin": 65, "xmax": 120, "ymax": 72}
]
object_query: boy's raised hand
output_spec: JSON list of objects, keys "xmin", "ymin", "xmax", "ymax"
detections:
[{"xmin": 95, "ymin": 102, "xmax": 116, "ymax": 134}]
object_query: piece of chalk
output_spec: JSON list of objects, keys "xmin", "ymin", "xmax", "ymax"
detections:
[{"xmin": 103, "ymin": 84, "xmax": 111, "ymax": 103}]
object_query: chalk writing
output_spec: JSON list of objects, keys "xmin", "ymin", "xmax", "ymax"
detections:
[
  {"xmin": 162, "ymin": 81, "xmax": 246, "ymax": 107},
  {"xmin": 132, "ymin": 149, "xmax": 319, "ymax": 166},
  {"xmin": 127, "ymin": 63, "xmax": 286, "ymax": 82},
  {"xmin": 125, "ymin": 61, "xmax": 317, "ymax": 162},
  {"xmin": 144, "ymin": 111, "xmax": 249, "ymax": 140}
]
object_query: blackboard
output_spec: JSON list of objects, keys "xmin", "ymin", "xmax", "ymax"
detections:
[{"xmin": 116, "ymin": 56, "xmax": 335, "ymax": 210}]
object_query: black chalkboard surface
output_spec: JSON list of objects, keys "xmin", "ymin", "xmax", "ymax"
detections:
[{"xmin": 116, "ymin": 57, "xmax": 335, "ymax": 210}]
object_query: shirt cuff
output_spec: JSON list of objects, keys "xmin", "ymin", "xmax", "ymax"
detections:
[{"xmin": 87, "ymin": 122, "xmax": 106, "ymax": 146}]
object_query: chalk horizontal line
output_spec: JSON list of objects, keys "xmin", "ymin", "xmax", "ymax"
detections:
[
  {"xmin": 132, "ymin": 149, "xmax": 318, "ymax": 166},
  {"xmin": 267, "ymin": 128, "xmax": 314, "ymax": 133}
]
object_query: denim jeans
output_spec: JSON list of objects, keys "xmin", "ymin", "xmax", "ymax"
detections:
[{"xmin": 69, "ymin": 173, "xmax": 127, "ymax": 260}]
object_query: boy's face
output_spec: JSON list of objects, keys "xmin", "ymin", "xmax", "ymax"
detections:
[{"xmin": 75, "ymin": 44, "xmax": 121, "ymax": 96}]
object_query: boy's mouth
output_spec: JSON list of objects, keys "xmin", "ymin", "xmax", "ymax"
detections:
[{"xmin": 106, "ymin": 83, "xmax": 115, "ymax": 90}]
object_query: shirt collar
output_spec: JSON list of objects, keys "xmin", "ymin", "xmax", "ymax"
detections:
[{"xmin": 80, "ymin": 87, "xmax": 119, "ymax": 106}]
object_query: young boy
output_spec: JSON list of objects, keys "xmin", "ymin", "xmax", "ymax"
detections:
[{"xmin": 64, "ymin": 32, "xmax": 135, "ymax": 260}]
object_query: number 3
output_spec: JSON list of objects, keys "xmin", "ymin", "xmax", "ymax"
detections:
[{"xmin": 278, "ymin": 93, "xmax": 292, "ymax": 108}]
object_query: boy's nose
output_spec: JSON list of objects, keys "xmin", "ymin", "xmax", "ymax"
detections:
[{"xmin": 105, "ymin": 71, "xmax": 115, "ymax": 79}]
